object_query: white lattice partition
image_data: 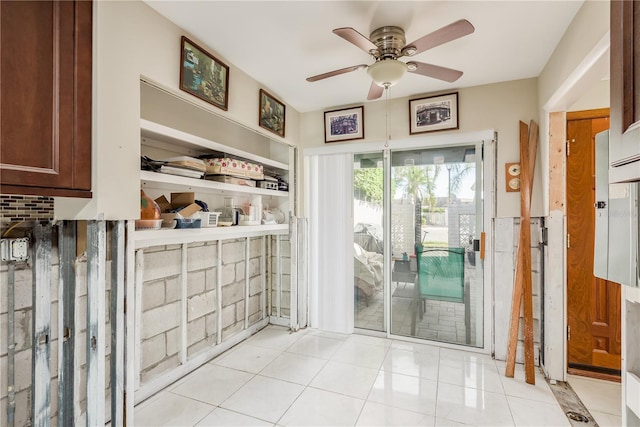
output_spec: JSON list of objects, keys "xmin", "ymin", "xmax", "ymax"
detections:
[
  {"xmin": 447, "ymin": 202, "xmax": 476, "ymax": 249},
  {"xmin": 391, "ymin": 199, "xmax": 415, "ymax": 256}
]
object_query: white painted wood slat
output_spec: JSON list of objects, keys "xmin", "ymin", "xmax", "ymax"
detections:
[{"xmin": 32, "ymin": 222, "xmax": 52, "ymax": 427}]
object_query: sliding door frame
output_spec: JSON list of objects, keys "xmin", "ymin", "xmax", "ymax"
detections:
[{"xmin": 304, "ymin": 130, "xmax": 496, "ymax": 353}]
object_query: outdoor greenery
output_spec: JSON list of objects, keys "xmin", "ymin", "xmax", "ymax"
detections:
[
  {"xmin": 445, "ymin": 163, "xmax": 472, "ymax": 203},
  {"xmin": 353, "ymin": 162, "xmax": 473, "ymax": 208},
  {"xmin": 423, "ymin": 207, "xmax": 445, "ymax": 213},
  {"xmin": 353, "ymin": 167, "xmax": 384, "ymax": 203},
  {"xmin": 394, "ymin": 165, "xmax": 440, "ymax": 210}
]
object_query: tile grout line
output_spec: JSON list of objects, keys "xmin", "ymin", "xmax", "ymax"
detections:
[
  {"xmin": 273, "ymin": 333, "xmax": 347, "ymax": 426},
  {"xmin": 352, "ymin": 341, "xmax": 393, "ymax": 426}
]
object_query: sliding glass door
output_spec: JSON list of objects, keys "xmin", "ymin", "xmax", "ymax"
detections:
[
  {"xmin": 353, "ymin": 152, "xmax": 385, "ymax": 332},
  {"xmin": 351, "ymin": 144, "xmax": 484, "ymax": 347},
  {"xmin": 389, "ymin": 144, "xmax": 483, "ymax": 347}
]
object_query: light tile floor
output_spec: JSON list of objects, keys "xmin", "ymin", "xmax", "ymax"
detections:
[
  {"xmin": 134, "ymin": 325, "xmax": 603, "ymax": 426},
  {"xmin": 567, "ymin": 374, "xmax": 622, "ymax": 426}
]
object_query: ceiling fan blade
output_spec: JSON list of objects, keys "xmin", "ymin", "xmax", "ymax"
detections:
[
  {"xmin": 306, "ymin": 64, "xmax": 367, "ymax": 82},
  {"xmin": 333, "ymin": 27, "xmax": 378, "ymax": 55},
  {"xmin": 403, "ymin": 19, "xmax": 475, "ymax": 57},
  {"xmin": 367, "ymin": 82, "xmax": 384, "ymax": 100},
  {"xmin": 408, "ymin": 61, "xmax": 464, "ymax": 83}
]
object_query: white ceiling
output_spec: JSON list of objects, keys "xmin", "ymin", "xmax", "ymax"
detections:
[{"xmin": 145, "ymin": 1, "xmax": 585, "ymax": 113}]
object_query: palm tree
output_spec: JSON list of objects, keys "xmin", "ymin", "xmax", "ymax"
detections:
[
  {"xmin": 445, "ymin": 163, "xmax": 473, "ymax": 203},
  {"xmin": 394, "ymin": 165, "xmax": 440, "ymax": 210}
]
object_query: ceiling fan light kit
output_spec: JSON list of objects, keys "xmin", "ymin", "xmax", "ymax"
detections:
[
  {"xmin": 307, "ymin": 19, "xmax": 475, "ymax": 100},
  {"xmin": 367, "ymin": 59, "xmax": 407, "ymax": 88}
]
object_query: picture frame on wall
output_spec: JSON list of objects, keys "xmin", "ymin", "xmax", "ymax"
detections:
[
  {"xmin": 324, "ymin": 106, "xmax": 365, "ymax": 143},
  {"xmin": 259, "ymin": 89, "xmax": 286, "ymax": 137},
  {"xmin": 180, "ymin": 36, "xmax": 229, "ymax": 111},
  {"xmin": 409, "ymin": 92, "xmax": 458, "ymax": 134}
]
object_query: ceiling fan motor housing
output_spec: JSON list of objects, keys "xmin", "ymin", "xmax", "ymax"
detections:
[{"xmin": 369, "ymin": 26, "xmax": 407, "ymax": 59}]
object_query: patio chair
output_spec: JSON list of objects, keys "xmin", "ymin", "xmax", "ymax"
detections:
[{"xmin": 411, "ymin": 245, "xmax": 470, "ymax": 343}]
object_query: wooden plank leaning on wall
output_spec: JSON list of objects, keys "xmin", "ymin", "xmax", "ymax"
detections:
[{"xmin": 505, "ymin": 120, "xmax": 539, "ymax": 385}]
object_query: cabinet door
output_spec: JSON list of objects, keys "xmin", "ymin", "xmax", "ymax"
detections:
[
  {"xmin": 0, "ymin": 0, "xmax": 92, "ymax": 197},
  {"xmin": 609, "ymin": 0, "xmax": 640, "ymax": 170}
]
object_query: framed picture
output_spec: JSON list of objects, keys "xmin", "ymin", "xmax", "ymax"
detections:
[
  {"xmin": 324, "ymin": 106, "xmax": 365, "ymax": 143},
  {"xmin": 409, "ymin": 92, "xmax": 459, "ymax": 134},
  {"xmin": 259, "ymin": 89, "xmax": 286, "ymax": 137},
  {"xmin": 180, "ymin": 36, "xmax": 229, "ymax": 111}
]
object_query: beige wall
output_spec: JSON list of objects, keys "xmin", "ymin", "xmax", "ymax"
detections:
[
  {"xmin": 569, "ymin": 79, "xmax": 610, "ymax": 112},
  {"xmin": 301, "ymin": 78, "xmax": 541, "ymax": 218},
  {"xmin": 55, "ymin": 1, "xmax": 300, "ymax": 220},
  {"xmin": 536, "ymin": 0, "xmax": 609, "ymax": 215},
  {"xmin": 538, "ymin": 0, "xmax": 610, "ymax": 111}
]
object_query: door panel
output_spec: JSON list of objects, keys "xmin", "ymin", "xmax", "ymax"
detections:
[
  {"xmin": 353, "ymin": 152, "xmax": 385, "ymax": 332},
  {"xmin": 388, "ymin": 144, "xmax": 483, "ymax": 347},
  {"xmin": 567, "ymin": 112, "xmax": 621, "ymax": 375}
]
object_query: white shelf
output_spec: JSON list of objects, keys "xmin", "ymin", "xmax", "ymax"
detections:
[
  {"xmin": 134, "ymin": 223, "xmax": 289, "ymax": 248},
  {"xmin": 141, "ymin": 119, "xmax": 289, "ymax": 171},
  {"xmin": 140, "ymin": 170, "xmax": 289, "ymax": 198}
]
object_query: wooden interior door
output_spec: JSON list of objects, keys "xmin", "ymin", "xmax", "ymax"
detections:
[{"xmin": 566, "ymin": 109, "xmax": 621, "ymax": 379}]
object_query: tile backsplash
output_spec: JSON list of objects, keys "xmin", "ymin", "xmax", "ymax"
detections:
[{"xmin": 0, "ymin": 195, "xmax": 54, "ymax": 223}]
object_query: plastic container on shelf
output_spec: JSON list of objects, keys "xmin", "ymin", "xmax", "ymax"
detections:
[
  {"xmin": 174, "ymin": 218, "xmax": 201, "ymax": 229},
  {"xmin": 137, "ymin": 189, "xmax": 162, "ymax": 229},
  {"xmin": 135, "ymin": 219, "xmax": 163, "ymax": 230},
  {"xmin": 200, "ymin": 211, "xmax": 221, "ymax": 228}
]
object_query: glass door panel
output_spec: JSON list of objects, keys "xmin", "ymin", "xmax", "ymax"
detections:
[
  {"xmin": 353, "ymin": 152, "xmax": 385, "ymax": 332},
  {"xmin": 389, "ymin": 144, "xmax": 483, "ymax": 347}
]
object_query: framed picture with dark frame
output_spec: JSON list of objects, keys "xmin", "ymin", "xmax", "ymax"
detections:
[
  {"xmin": 409, "ymin": 92, "xmax": 459, "ymax": 134},
  {"xmin": 180, "ymin": 36, "xmax": 229, "ymax": 111},
  {"xmin": 259, "ymin": 89, "xmax": 286, "ymax": 137},
  {"xmin": 324, "ymin": 106, "xmax": 365, "ymax": 143}
]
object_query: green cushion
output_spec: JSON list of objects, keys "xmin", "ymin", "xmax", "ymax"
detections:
[{"xmin": 415, "ymin": 246, "xmax": 465, "ymax": 303}]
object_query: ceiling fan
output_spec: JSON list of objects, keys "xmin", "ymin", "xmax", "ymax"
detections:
[{"xmin": 306, "ymin": 20, "xmax": 475, "ymax": 100}]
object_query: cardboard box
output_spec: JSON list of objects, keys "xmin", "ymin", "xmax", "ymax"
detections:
[
  {"xmin": 175, "ymin": 203, "xmax": 201, "ymax": 218},
  {"xmin": 171, "ymin": 192, "xmax": 195, "ymax": 207},
  {"xmin": 155, "ymin": 195, "xmax": 172, "ymax": 212},
  {"xmin": 160, "ymin": 203, "xmax": 202, "ymax": 226},
  {"xmin": 155, "ymin": 193, "xmax": 201, "ymax": 228}
]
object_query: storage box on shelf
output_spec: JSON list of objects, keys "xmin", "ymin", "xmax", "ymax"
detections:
[{"xmin": 202, "ymin": 157, "xmax": 265, "ymax": 180}]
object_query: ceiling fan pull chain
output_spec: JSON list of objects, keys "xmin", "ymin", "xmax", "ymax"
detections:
[{"xmin": 384, "ymin": 85, "xmax": 390, "ymax": 148}]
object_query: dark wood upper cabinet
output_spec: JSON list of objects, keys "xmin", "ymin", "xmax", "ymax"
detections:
[
  {"xmin": 609, "ymin": 0, "xmax": 640, "ymax": 175},
  {"xmin": 0, "ymin": 0, "xmax": 92, "ymax": 198}
]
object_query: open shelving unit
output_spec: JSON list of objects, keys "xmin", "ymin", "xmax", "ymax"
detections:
[
  {"xmin": 140, "ymin": 119, "xmax": 289, "ymax": 172},
  {"xmin": 130, "ymin": 79, "xmax": 298, "ymax": 407},
  {"xmin": 138, "ymin": 115, "xmax": 293, "ymax": 241},
  {"xmin": 140, "ymin": 170, "xmax": 289, "ymax": 198}
]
